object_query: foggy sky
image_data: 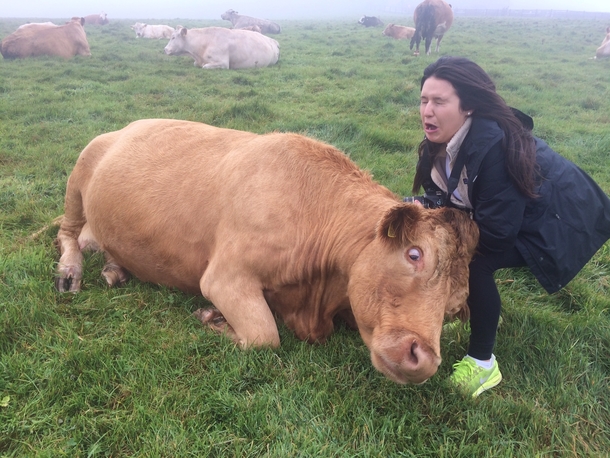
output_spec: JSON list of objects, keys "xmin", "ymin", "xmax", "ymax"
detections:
[{"xmin": 2, "ymin": 0, "xmax": 609, "ymax": 20}]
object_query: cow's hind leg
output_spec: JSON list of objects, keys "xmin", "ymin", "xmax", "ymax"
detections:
[
  {"xmin": 192, "ymin": 307, "xmax": 238, "ymax": 341},
  {"xmin": 101, "ymin": 253, "xmax": 131, "ymax": 287},
  {"xmin": 55, "ymin": 222, "xmax": 86, "ymax": 293},
  {"xmin": 435, "ymin": 35, "xmax": 444, "ymax": 53}
]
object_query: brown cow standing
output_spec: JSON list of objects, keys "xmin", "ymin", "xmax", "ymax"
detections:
[
  {"xmin": 1, "ymin": 17, "xmax": 91, "ymax": 59},
  {"xmin": 55, "ymin": 119, "xmax": 479, "ymax": 385},
  {"xmin": 595, "ymin": 26, "xmax": 610, "ymax": 59},
  {"xmin": 410, "ymin": 0, "xmax": 453, "ymax": 56},
  {"xmin": 383, "ymin": 24, "xmax": 416, "ymax": 40}
]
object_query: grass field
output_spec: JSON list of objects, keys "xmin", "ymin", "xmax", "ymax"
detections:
[{"xmin": 1, "ymin": 16, "xmax": 609, "ymax": 457}]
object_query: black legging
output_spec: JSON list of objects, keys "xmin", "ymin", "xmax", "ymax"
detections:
[{"xmin": 467, "ymin": 247, "xmax": 527, "ymax": 360}]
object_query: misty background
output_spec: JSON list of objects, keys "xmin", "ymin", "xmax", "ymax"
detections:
[{"xmin": 2, "ymin": 0, "xmax": 610, "ymax": 20}]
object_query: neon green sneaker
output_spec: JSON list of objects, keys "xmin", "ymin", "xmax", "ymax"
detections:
[{"xmin": 449, "ymin": 356, "xmax": 502, "ymax": 397}]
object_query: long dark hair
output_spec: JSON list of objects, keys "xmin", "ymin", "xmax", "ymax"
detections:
[{"xmin": 412, "ymin": 56, "xmax": 538, "ymax": 198}]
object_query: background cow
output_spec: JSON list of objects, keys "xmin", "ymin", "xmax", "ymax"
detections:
[
  {"xmin": 358, "ymin": 16, "xmax": 384, "ymax": 27},
  {"xmin": 55, "ymin": 119, "xmax": 479, "ymax": 385},
  {"xmin": 131, "ymin": 22, "xmax": 174, "ymax": 39},
  {"xmin": 410, "ymin": 0, "xmax": 453, "ymax": 56},
  {"xmin": 382, "ymin": 24, "xmax": 416, "ymax": 40},
  {"xmin": 221, "ymin": 9, "xmax": 281, "ymax": 34},
  {"xmin": 1, "ymin": 17, "xmax": 91, "ymax": 59},
  {"xmin": 164, "ymin": 26, "xmax": 279, "ymax": 69},
  {"xmin": 84, "ymin": 12, "xmax": 108, "ymax": 26},
  {"xmin": 17, "ymin": 22, "xmax": 58, "ymax": 30},
  {"xmin": 595, "ymin": 26, "xmax": 610, "ymax": 59},
  {"xmin": 239, "ymin": 25, "xmax": 262, "ymax": 33}
]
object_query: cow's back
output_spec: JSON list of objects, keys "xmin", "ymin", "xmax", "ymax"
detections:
[
  {"xmin": 187, "ymin": 27, "xmax": 279, "ymax": 69},
  {"xmin": 77, "ymin": 119, "xmax": 383, "ymax": 291},
  {"xmin": 1, "ymin": 20, "xmax": 90, "ymax": 59},
  {"xmin": 226, "ymin": 29, "xmax": 279, "ymax": 68},
  {"xmin": 234, "ymin": 16, "xmax": 280, "ymax": 34}
]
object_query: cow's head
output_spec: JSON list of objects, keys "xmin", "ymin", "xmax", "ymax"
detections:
[
  {"xmin": 164, "ymin": 26, "xmax": 189, "ymax": 56},
  {"xmin": 221, "ymin": 9, "xmax": 238, "ymax": 21},
  {"xmin": 348, "ymin": 204, "xmax": 478, "ymax": 384}
]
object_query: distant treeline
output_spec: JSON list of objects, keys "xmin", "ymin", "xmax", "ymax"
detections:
[{"xmin": 383, "ymin": 8, "xmax": 610, "ymax": 20}]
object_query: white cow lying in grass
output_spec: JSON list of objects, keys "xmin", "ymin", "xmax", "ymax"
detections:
[
  {"xmin": 131, "ymin": 22, "xmax": 174, "ymax": 39},
  {"xmin": 164, "ymin": 26, "xmax": 279, "ymax": 69}
]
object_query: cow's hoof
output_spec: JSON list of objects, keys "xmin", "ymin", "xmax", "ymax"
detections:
[
  {"xmin": 101, "ymin": 263, "xmax": 130, "ymax": 287},
  {"xmin": 192, "ymin": 307, "xmax": 237, "ymax": 340},
  {"xmin": 55, "ymin": 275, "xmax": 81, "ymax": 293},
  {"xmin": 193, "ymin": 307, "xmax": 226, "ymax": 325}
]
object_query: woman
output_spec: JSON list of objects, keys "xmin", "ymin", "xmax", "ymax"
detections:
[{"xmin": 412, "ymin": 56, "xmax": 610, "ymax": 397}]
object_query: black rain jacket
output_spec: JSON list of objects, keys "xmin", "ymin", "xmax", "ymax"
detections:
[{"xmin": 418, "ymin": 116, "xmax": 610, "ymax": 293}]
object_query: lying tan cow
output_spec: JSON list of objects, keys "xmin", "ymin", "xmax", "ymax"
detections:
[
  {"xmin": 55, "ymin": 119, "xmax": 479, "ymax": 385},
  {"xmin": 383, "ymin": 24, "xmax": 416, "ymax": 40},
  {"xmin": 595, "ymin": 26, "xmax": 610, "ymax": 59},
  {"xmin": 1, "ymin": 17, "xmax": 91, "ymax": 59},
  {"xmin": 164, "ymin": 26, "xmax": 279, "ymax": 69},
  {"xmin": 221, "ymin": 9, "xmax": 281, "ymax": 34}
]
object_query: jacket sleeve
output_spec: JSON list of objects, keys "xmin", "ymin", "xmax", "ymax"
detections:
[{"xmin": 471, "ymin": 141, "xmax": 528, "ymax": 254}]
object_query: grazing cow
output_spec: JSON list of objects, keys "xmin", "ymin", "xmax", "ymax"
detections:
[
  {"xmin": 221, "ymin": 9, "xmax": 281, "ymax": 34},
  {"xmin": 595, "ymin": 27, "xmax": 610, "ymax": 59},
  {"xmin": 84, "ymin": 12, "xmax": 108, "ymax": 26},
  {"xmin": 1, "ymin": 17, "xmax": 91, "ymax": 59},
  {"xmin": 164, "ymin": 26, "xmax": 279, "ymax": 69},
  {"xmin": 410, "ymin": 0, "xmax": 453, "ymax": 56},
  {"xmin": 382, "ymin": 24, "xmax": 416, "ymax": 40},
  {"xmin": 131, "ymin": 22, "xmax": 174, "ymax": 39},
  {"xmin": 358, "ymin": 16, "xmax": 384, "ymax": 27},
  {"xmin": 55, "ymin": 119, "xmax": 479, "ymax": 385}
]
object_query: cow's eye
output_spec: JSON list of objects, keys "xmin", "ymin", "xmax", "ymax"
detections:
[{"xmin": 407, "ymin": 248, "xmax": 422, "ymax": 261}]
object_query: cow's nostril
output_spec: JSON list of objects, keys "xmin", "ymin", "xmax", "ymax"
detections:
[{"xmin": 407, "ymin": 340, "xmax": 420, "ymax": 365}]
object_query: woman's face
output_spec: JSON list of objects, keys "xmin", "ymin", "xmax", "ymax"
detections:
[{"xmin": 420, "ymin": 76, "xmax": 469, "ymax": 144}]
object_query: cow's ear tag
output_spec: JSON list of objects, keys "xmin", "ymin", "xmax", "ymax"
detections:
[{"xmin": 387, "ymin": 224, "xmax": 396, "ymax": 238}]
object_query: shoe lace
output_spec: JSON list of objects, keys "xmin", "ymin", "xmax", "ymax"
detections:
[{"xmin": 451, "ymin": 359, "xmax": 477, "ymax": 383}]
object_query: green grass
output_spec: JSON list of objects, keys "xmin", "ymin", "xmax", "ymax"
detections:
[{"xmin": 1, "ymin": 16, "xmax": 609, "ymax": 456}]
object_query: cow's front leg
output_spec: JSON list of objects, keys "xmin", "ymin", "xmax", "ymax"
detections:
[{"xmin": 198, "ymin": 271, "xmax": 280, "ymax": 348}]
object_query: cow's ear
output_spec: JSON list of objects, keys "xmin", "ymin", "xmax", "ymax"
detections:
[
  {"xmin": 377, "ymin": 203, "xmax": 422, "ymax": 248},
  {"xmin": 180, "ymin": 27, "xmax": 188, "ymax": 36},
  {"xmin": 436, "ymin": 208, "xmax": 479, "ymax": 258}
]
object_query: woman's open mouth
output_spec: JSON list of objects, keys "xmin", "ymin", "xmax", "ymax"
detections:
[{"xmin": 424, "ymin": 123, "xmax": 438, "ymax": 133}]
